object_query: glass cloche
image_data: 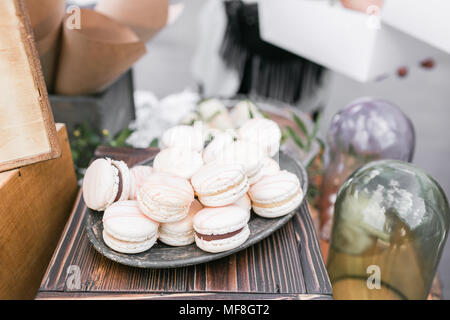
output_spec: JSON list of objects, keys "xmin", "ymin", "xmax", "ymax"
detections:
[
  {"xmin": 320, "ymin": 98, "xmax": 415, "ymax": 241},
  {"xmin": 327, "ymin": 160, "xmax": 449, "ymax": 300}
]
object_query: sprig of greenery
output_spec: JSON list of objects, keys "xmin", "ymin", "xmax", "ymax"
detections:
[
  {"xmin": 70, "ymin": 123, "xmax": 135, "ymax": 179},
  {"xmin": 286, "ymin": 112, "xmax": 322, "ymax": 154}
]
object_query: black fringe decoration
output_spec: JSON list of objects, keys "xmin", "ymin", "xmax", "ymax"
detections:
[{"xmin": 220, "ymin": 0, "xmax": 325, "ymax": 105}]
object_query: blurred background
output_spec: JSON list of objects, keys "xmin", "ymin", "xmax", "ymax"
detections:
[
  {"xmin": 133, "ymin": 0, "xmax": 450, "ymax": 298},
  {"xmin": 43, "ymin": 0, "xmax": 448, "ymax": 299}
]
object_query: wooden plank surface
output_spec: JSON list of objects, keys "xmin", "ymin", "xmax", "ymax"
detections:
[
  {"xmin": 37, "ymin": 147, "xmax": 332, "ymax": 299},
  {"xmin": 0, "ymin": 124, "xmax": 78, "ymax": 299},
  {"xmin": 0, "ymin": 0, "xmax": 60, "ymax": 172}
]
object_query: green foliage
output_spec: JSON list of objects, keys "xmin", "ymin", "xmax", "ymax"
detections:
[
  {"xmin": 70, "ymin": 122, "xmax": 134, "ymax": 179},
  {"xmin": 286, "ymin": 112, "xmax": 323, "ymax": 164},
  {"xmin": 149, "ymin": 138, "xmax": 159, "ymax": 148}
]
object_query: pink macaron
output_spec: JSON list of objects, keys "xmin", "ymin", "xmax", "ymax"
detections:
[
  {"xmin": 83, "ymin": 158, "xmax": 131, "ymax": 211},
  {"xmin": 129, "ymin": 165, "xmax": 153, "ymax": 200},
  {"xmin": 137, "ymin": 172, "xmax": 195, "ymax": 223}
]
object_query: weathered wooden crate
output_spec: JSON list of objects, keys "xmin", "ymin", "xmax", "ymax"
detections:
[
  {"xmin": 0, "ymin": 124, "xmax": 78, "ymax": 299},
  {"xmin": 0, "ymin": 0, "xmax": 60, "ymax": 173},
  {"xmin": 49, "ymin": 71, "xmax": 136, "ymax": 139}
]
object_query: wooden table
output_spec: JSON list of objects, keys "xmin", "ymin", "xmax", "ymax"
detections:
[{"xmin": 36, "ymin": 147, "xmax": 332, "ymax": 300}]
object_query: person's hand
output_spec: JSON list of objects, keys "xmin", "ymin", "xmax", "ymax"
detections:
[{"xmin": 340, "ymin": 0, "xmax": 384, "ymax": 13}]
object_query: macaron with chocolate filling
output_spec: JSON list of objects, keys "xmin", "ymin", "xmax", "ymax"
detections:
[
  {"xmin": 83, "ymin": 158, "xmax": 131, "ymax": 211},
  {"xmin": 193, "ymin": 205, "xmax": 250, "ymax": 253},
  {"xmin": 249, "ymin": 170, "xmax": 304, "ymax": 218}
]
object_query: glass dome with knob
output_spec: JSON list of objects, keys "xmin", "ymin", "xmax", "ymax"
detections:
[
  {"xmin": 319, "ymin": 98, "xmax": 416, "ymax": 241},
  {"xmin": 327, "ymin": 160, "xmax": 450, "ymax": 300}
]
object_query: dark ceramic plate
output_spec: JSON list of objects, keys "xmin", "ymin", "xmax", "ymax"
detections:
[{"xmin": 85, "ymin": 151, "xmax": 308, "ymax": 268}]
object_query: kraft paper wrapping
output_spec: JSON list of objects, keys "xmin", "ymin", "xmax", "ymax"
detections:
[
  {"xmin": 54, "ymin": 9, "xmax": 146, "ymax": 96},
  {"xmin": 26, "ymin": 0, "xmax": 66, "ymax": 91},
  {"xmin": 95, "ymin": 0, "xmax": 169, "ymax": 43}
]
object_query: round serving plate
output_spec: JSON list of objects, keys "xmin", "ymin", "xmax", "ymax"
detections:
[{"xmin": 85, "ymin": 151, "xmax": 308, "ymax": 269}]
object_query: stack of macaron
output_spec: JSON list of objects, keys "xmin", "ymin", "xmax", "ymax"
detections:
[{"xmin": 82, "ymin": 117, "xmax": 304, "ymax": 255}]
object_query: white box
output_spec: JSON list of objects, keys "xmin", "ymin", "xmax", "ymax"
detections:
[
  {"xmin": 382, "ymin": 0, "xmax": 450, "ymax": 54},
  {"xmin": 259, "ymin": 0, "xmax": 439, "ymax": 82}
]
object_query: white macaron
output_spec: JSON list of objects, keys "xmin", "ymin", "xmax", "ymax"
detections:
[
  {"xmin": 153, "ymin": 147, "xmax": 204, "ymax": 179},
  {"xmin": 129, "ymin": 165, "xmax": 153, "ymax": 200},
  {"xmin": 191, "ymin": 162, "xmax": 249, "ymax": 207},
  {"xmin": 233, "ymin": 194, "xmax": 252, "ymax": 212},
  {"xmin": 249, "ymin": 170, "xmax": 304, "ymax": 218},
  {"xmin": 160, "ymin": 125, "xmax": 204, "ymax": 152},
  {"xmin": 137, "ymin": 172, "xmax": 195, "ymax": 223},
  {"xmin": 193, "ymin": 205, "xmax": 251, "ymax": 253},
  {"xmin": 214, "ymin": 140, "xmax": 264, "ymax": 185},
  {"xmin": 230, "ymin": 100, "xmax": 263, "ymax": 128},
  {"xmin": 239, "ymin": 118, "xmax": 281, "ymax": 157},
  {"xmin": 260, "ymin": 157, "xmax": 280, "ymax": 177},
  {"xmin": 203, "ymin": 131, "xmax": 234, "ymax": 164},
  {"xmin": 102, "ymin": 200, "xmax": 159, "ymax": 254},
  {"xmin": 158, "ymin": 200, "xmax": 203, "ymax": 247},
  {"xmin": 83, "ymin": 158, "xmax": 131, "ymax": 211}
]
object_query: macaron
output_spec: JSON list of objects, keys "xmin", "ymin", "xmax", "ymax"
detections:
[
  {"xmin": 153, "ymin": 147, "xmax": 203, "ymax": 179},
  {"xmin": 159, "ymin": 200, "xmax": 203, "ymax": 246},
  {"xmin": 191, "ymin": 162, "xmax": 249, "ymax": 207},
  {"xmin": 233, "ymin": 194, "xmax": 251, "ymax": 212},
  {"xmin": 102, "ymin": 200, "xmax": 159, "ymax": 254},
  {"xmin": 198, "ymin": 99, "xmax": 227, "ymax": 121},
  {"xmin": 239, "ymin": 118, "xmax": 281, "ymax": 157},
  {"xmin": 249, "ymin": 170, "xmax": 304, "ymax": 218},
  {"xmin": 193, "ymin": 205, "xmax": 251, "ymax": 253},
  {"xmin": 230, "ymin": 100, "xmax": 263, "ymax": 128},
  {"xmin": 203, "ymin": 131, "xmax": 234, "ymax": 164},
  {"xmin": 137, "ymin": 172, "xmax": 195, "ymax": 223},
  {"xmin": 160, "ymin": 125, "xmax": 204, "ymax": 152},
  {"xmin": 129, "ymin": 165, "xmax": 153, "ymax": 200},
  {"xmin": 260, "ymin": 157, "xmax": 280, "ymax": 177},
  {"xmin": 215, "ymin": 140, "xmax": 264, "ymax": 185},
  {"xmin": 83, "ymin": 158, "xmax": 131, "ymax": 211}
]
